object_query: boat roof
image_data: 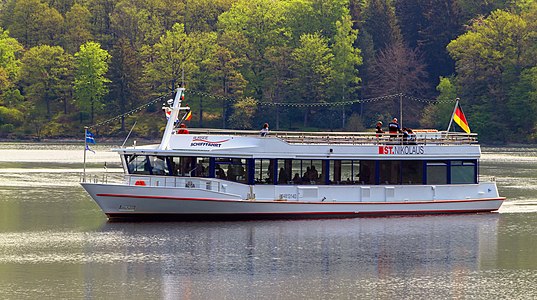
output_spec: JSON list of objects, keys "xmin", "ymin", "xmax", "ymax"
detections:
[{"xmin": 116, "ymin": 129, "xmax": 482, "ymax": 160}]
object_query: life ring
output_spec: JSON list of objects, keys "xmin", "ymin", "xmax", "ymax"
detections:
[{"xmin": 134, "ymin": 180, "xmax": 146, "ymax": 186}]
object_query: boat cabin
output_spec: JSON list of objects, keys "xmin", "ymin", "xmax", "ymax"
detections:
[{"xmin": 119, "ymin": 129, "xmax": 479, "ymax": 187}]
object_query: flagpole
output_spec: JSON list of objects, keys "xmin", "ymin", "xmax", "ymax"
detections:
[
  {"xmin": 83, "ymin": 126, "xmax": 88, "ymax": 182},
  {"xmin": 446, "ymin": 98, "xmax": 460, "ymax": 132}
]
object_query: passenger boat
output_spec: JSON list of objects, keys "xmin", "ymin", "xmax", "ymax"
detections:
[{"xmin": 81, "ymin": 88, "xmax": 505, "ymax": 220}]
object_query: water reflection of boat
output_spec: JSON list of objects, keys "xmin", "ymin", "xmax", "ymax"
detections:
[
  {"xmin": 81, "ymin": 88, "xmax": 505, "ymax": 220},
  {"xmin": 95, "ymin": 215, "xmax": 499, "ymax": 298}
]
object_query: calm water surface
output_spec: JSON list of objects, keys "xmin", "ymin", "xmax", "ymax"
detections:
[{"xmin": 0, "ymin": 143, "xmax": 536, "ymax": 299}]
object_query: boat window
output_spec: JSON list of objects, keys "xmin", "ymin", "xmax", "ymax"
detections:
[
  {"xmin": 278, "ymin": 159, "xmax": 293, "ymax": 184},
  {"xmin": 451, "ymin": 160, "xmax": 476, "ymax": 184},
  {"xmin": 427, "ymin": 161, "xmax": 448, "ymax": 184},
  {"xmin": 255, "ymin": 159, "xmax": 274, "ymax": 184},
  {"xmin": 342, "ymin": 160, "xmax": 356, "ymax": 184},
  {"xmin": 285, "ymin": 159, "xmax": 323, "ymax": 185},
  {"xmin": 194, "ymin": 157, "xmax": 209, "ymax": 177},
  {"xmin": 125, "ymin": 155, "xmax": 151, "ymax": 175},
  {"xmin": 331, "ymin": 160, "xmax": 359, "ymax": 184},
  {"xmin": 402, "ymin": 160, "xmax": 423, "ymax": 184},
  {"xmin": 171, "ymin": 156, "xmax": 195, "ymax": 176},
  {"xmin": 305, "ymin": 160, "xmax": 323, "ymax": 184},
  {"xmin": 215, "ymin": 158, "xmax": 247, "ymax": 183},
  {"xmin": 359, "ymin": 161, "xmax": 375, "ymax": 184},
  {"xmin": 380, "ymin": 161, "xmax": 401, "ymax": 184},
  {"xmin": 148, "ymin": 156, "xmax": 169, "ymax": 175},
  {"xmin": 294, "ymin": 159, "xmax": 302, "ymax": 184}
]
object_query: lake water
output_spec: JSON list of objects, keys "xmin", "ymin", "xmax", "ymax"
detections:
[{"xmin": 0, "ymin": 143, "xmax": 536, "ymax": 299}]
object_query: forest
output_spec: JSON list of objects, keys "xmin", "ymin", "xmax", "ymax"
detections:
[{"xmin": 0, "ymin": 0, "xmax": 535, "ymax": 143}]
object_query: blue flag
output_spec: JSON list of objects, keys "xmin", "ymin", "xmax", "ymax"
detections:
[
  {"xmin": 86, "ymin": 131, "xmax": 96, "ymax": 144},
  {"xmin": 85, "ymin": 144, "xmax": 95, "ymax": 154}
]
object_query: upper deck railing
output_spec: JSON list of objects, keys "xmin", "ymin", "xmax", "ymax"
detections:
[{"xmin": 186, "ymin": 128, "xmax": 478, "ymax": 145}]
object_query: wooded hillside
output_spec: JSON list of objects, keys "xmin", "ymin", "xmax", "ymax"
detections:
[{"xmin": 0, "ymin": 0, "xmax": 535, "ymax": 143}]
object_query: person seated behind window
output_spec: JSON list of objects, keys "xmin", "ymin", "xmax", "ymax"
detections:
[
  {"xmin": 216, "ymin": 165, "xmax": 226, "ymax": 179},
  {"xmin": 278, "ymin": 167, "xmax": 289, "ymax": 184},
  {"xmin": 292, "ymin": 173, "xmax": 301, "ymax": 184}
]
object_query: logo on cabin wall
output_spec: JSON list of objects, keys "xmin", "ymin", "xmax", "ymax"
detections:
[
  {"xmin": 378, "ymin": 145, "xmax": 425, "ymax": 155},
  {"xmin": 190, "ymin": 136, "xmax": 230, "ymax": 148}
]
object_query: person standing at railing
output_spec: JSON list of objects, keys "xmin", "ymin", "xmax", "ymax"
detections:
[
  {"xmin": 388, "ymin": 118, "xmax": 401, "ymax": 138},
  {"xmin": 375, "ymin": 121, "xmax": 384, "ymax": 135},
  {"xmin": 260, "ymin": 123, "xmax": 269, "ymax": 137}
]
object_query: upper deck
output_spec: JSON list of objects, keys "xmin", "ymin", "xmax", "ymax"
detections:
[
  {"xmin": 184, "ymin": 128, "xmax": 477, "ymax": 145},
  {"xmin": 117, "ymin": 129, "xmax": 482, "ymax": 160}
]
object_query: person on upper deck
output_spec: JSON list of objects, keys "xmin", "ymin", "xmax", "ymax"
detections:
[
  {"xmin": 177, "ymin": 123, "xmax": 189, "ymax": 134},
  {"xmin": 375, "ymin": 121, "xmax": 384, "ymax": 134},
  {"xmin": 388, "ymin": 118, "xmax": 401, "ymax": 138},
  {"xmin": 406, "ymin": 128, "xmax": 416, "ymax": 144},
  {"xmin": 260, "ymin": 123, "xmax": 269, "ymax": 137}
]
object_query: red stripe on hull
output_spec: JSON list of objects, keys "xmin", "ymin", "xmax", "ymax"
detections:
[{"xmin": 96, "ymin": 193, "xmax": 505, "ymax": 205}]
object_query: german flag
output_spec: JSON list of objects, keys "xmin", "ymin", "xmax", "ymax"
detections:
[
  {"xmin": 185, "ymin": 110, "xmax": 192, "ymax": 121},
  {"xmin": 453, "ymin": 103, "xmax": 470, "ymax": 133}
]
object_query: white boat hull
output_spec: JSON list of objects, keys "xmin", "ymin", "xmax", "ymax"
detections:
[{"xmin": 81, "ymin": 182, "xmax": 505, "ymax": 220}]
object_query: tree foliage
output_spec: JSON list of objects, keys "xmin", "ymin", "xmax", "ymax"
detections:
[
  {"xmin": 447, "ymin": 8, "xmax": 537, "ymax": 140},
  {"xmin": 20, "ymin": 45, "xmax": 73, "ymax": 119},
  {"xmin": 74, "ymin": 41, "xmax": 111, "ymax": 124},
  {"xmin": 0, "ymin": 0, "xmax": 534, "ymax": 142}
]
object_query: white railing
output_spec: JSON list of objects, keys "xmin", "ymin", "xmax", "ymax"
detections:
[
  {"xmin": 187, "ymin": 128, "xmax": 478, "ymax": 145},
  {"xmin": 125, "ymin": 175, "xmax": 223, "ymax": 192},
  {"xmin": 80, "ymin": 173, "xmax": 110, "ymax": 184}
]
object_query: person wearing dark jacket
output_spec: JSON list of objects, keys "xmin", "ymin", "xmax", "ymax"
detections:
[
  {"xmin": 375, "ymin": 121, "xmax": 384, "ymax": 134},
  {"xmin": 388, "ymin": 118, "xmax": 400, "ymax": 138}
]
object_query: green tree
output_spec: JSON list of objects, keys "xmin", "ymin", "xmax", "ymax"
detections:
[
  {"xmin": 20, "ymin": 45, "xmax": 73, "ymax": 120},
  {"xmin": 331, "ymin": 14, "xmax": 362, "ymax": 127},
  {"xmin": 82, "ymin": 0, "xmax": 117, "ymax": 48},
  {"xmin": 420, "ymin": 76, "xmax": 458, "ymax": 129},
  {"xmin": 395, "ymin": 0, "xmax": 463, "ymax": 87},
  {"xmin": 285, "ymin": 0, "xmax": 349, "ymax": 45},
  {"xmin": 143, "ymin": 23, "xmax": 198, "ymax": 94},
  {"xmin": 264, "ymin": 45, "xmax": 292, "ymax": 129},
  {"xmin": 457, "ymin": 0, "xmax": 510, "ymax": 22},
  {"xmin": 218, "ymin": 0, "xmax": 290, "ymax": 98},
  {"xmin": 63, "ymin": 3, "xmax": 93, "ymax": 53},
  {"xmin": 184, "ymin": 0, "xmax": 235, "ymax": 33},
  {"xmin": 447, "ymin": 9, "xmax": 537, "ymax": 140},
  {"xmin": 290, "ymin": 32, "xmax": 333, "ymax": 126},
  {"xmin": 0, "ymin": 106, "xmax": 23, "ymax": 135},
  {"xmin": 0, "ymin": 28, "xmax": 23, "ymax": 100},
  {"xmin": 6, "ymin": 0, "xmax": 63, "ymax": 47},
  {"xmin": 38, "ymin": 4, "xmax": 64, "ymax": 46},
  {"xmin": 228, "ymin": 97, "xmax": 257, "ymax": 129},
  {"xmin": 362, "ymin": 0, "xmax": 401, "ymax": 52},
  {"xmin": 74, "ymin": 41, "xmax": 111, "ymax": 124},
  {"xmin": 507, "ymin": 67, "xmax": 537, "ymax": 139},
  {"xmin": 108, "ymin": 38, "xmax": 144, "ymax": 132},
  {"xmin": 110, "ymin": 0, "xmax": 162, "ymax": 50}
]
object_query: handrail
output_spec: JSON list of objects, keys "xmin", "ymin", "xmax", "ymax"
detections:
[{"xmin": 186, "ymin": 128, "xmax": 478, "ymax": 145}]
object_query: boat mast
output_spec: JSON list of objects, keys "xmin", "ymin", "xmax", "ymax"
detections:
[{"xmin": 159, "ymin": 87, "xmax": 186, "ymax": 150}]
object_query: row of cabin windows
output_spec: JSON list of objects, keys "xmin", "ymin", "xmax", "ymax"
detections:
[{"xmin": 124, "ymin": 155, "xmax": 477, "ymax": 185}]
